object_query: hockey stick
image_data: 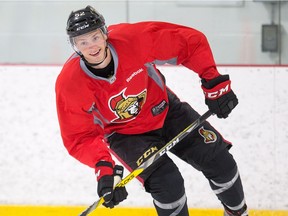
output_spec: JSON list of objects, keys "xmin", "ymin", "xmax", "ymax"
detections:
[{"xmin": 79, "ymin": 110, "xmax": 212, "ymax": 216}]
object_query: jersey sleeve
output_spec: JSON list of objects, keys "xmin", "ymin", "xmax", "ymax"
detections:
[
  {"xmin": 144, "ymin": 22, "xmax": 220, "ymax": 80},
  {"xmin": 55, "ymin": 76, "xmax": 114, "ymax": 169}
]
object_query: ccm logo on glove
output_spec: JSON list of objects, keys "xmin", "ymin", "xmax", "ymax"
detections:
[{"xmin": 202, "ymin": 80, "xmax": 231, "ymax": 99}]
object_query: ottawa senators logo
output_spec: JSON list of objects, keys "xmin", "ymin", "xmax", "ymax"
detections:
[
  {"xmin": 198, "ymin": 126, "xmax": 217, "ymax": 144},
  {"xmin": 109, "ymin": 88, "xmax": 147, "ymax": 122}
]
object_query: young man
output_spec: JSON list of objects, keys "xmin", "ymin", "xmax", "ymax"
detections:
[{"xmin": 56, "ymin": 5, "xmax": 248, "ymax": 216}]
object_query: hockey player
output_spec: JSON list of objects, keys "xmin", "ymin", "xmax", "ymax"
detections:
[{"xmin": 55, "ymin": 5, "xmax": 248, "ymax": 216}]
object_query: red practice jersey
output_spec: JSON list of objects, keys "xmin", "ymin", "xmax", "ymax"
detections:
[{"xmin": 55, "ymin": 21, "xmax": 220, "ymax": 168}]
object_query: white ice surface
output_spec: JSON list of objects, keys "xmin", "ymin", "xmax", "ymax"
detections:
[{"xmin": 0, "ymin": 65, "xmax": 287, "ymax": 210}]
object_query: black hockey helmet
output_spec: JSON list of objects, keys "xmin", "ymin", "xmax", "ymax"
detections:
[{"xmin": 66, "ymin": 5, "xmax": 107, "ymax": 38}]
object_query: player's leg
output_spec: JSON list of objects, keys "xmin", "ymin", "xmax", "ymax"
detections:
[
  {"xmin": 202, "ymin": 149, "xmax": 248, "ymax": 216},
  {"xmin": 144, "ymin": 156, "xmax": 189, "ymax": 216},
  {"xmin": 169, "ymin": 120, "xmax": 248, "ymax": 215},
  {"xmin": 163, "ymin": 88, "xmax": 248, "ymax": 216}
]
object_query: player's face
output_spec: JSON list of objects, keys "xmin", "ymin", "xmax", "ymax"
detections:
[{"xmin": 73, "ymin": 29, "xmax": 108, "ymax": 65}]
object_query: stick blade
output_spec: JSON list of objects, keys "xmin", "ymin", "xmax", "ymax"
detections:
[{"xmin": 79, "ymin": 198, "xmax": 102, "ymax": 216}]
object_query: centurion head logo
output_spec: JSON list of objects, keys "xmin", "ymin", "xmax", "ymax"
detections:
[
  {"xmin": 109, "ymin": 88, "xmax": 147, "ymax": 122},
  {"xmin": 198, "ymin": 126, "xmax": 217, "ymax": 144}
]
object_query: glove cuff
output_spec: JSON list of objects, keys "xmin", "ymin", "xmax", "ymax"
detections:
[
  {"xmin": 114, "ymin": 165, "xmax": 124, "ymax": 178},
  {"xmin": 95, "ymin": 161, "xmax": 113, "ymax": 181},
  {"xmin": 201, "ymin": 74, "xmax": 230, "ymax": 89}
]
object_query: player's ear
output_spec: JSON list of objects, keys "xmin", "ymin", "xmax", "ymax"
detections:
[{"xmin": 103, "ymin": 33, "xmax": 108, "ymax": 41}]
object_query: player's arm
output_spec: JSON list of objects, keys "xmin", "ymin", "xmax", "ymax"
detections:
[
  {"xmin": 56, "ymin": 99, "xmax": 113, "ymax": 168},
  {"xmin": 145, "ymin": 22, "xmax": 238, "ymax": 118},
  {"xmin": 56, "ymin": 101, "xmax": 128, "ymax": 207}
]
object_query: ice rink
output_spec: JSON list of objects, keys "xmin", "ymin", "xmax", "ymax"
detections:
[{"xmin": 0, "ymin": 65, "xmax": 288, "ymax": 212}]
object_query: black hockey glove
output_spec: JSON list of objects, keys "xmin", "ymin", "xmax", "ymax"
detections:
[
  {"xmin": 96, "ymin": 161, "xmax": 128, "ymax": 208},
  {"xmin": 201, "ymin": 74, "xmax": 238, "ymax": 118}
]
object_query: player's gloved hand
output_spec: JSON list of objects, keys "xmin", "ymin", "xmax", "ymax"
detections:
[
  {"xmin": 201, "ymin": 74, "xmax": 238, "ymax": 118},
  {"xmin": 96, "ymin": 161, "xmax": 128, "ymax": 208}
]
